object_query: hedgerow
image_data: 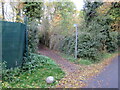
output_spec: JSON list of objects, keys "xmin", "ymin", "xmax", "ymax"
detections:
[{"xmin": 59, "ymin": 16, "xmax": 118, "ymax": 62}]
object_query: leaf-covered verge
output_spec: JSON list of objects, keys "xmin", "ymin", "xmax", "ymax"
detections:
[
  {"xmin": 1, "ymin": 53, "xmax": 65, "ymax": 88},
  {"xmin": 56, "ymin": 53, "xmax": 118, "ymax": 88},
  {"xmin": 58, "ymin": 51, "xmax": 119, "ymax": 66}
]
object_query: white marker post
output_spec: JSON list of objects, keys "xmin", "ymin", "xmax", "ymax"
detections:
[{"xmin": 74, "ymin": 24, "xmax": 78, "ymax": 59}]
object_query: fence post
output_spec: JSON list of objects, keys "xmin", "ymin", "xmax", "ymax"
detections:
[{"xmin": 24, "ymin": 17, "xmax": 28, "ymax": 57}]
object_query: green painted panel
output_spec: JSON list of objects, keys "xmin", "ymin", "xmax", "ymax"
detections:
[{"xmin": 1, "ymin": 21, "xmax": 26, "ymax": 68}]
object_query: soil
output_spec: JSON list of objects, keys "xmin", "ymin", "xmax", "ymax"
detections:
[{"xmin": 38, "ymin": 45, "xmax": 81, "ymax": 74}]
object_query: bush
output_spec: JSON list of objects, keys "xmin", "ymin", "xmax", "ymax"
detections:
[
  {"xmin": 77, "ymin": 31, "xmax": 105, "ymax": 61},
  {"xmin": 2, "ymin": 53, "xmax": 56, "ymax": 83},
  {"xmin": 106, "ymin": 31, "xmax": 118, "ymax": 53},
  {"xmin": 117, "ymin": 32, "xmax": 120, "ymax": 48},
  {"xmin": 60, "ymin": 35, "xmax": 103, "ymax": 61},
  {"xmin": 28, "ymin": 21, "xmax": 39, "ymax": 53},
  {"xmin": 60, "ymin": 35, "xmax": 75, "ymax": 55},
  {"xmin": 22, "ymin": 53, "xmax": 56, "ymax": 72},
  {"xmin": 60, "ymin": 19, "xmax": 108, "ymax": 61}
]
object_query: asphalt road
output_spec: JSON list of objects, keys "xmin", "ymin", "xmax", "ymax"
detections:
[{"xmin": 85, "ymin": 56, "xmax": 119, "ymax": 88}]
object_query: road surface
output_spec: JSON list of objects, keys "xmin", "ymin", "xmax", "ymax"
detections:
[{"xmin": 85, "ymin": 56, "xmax": 119, "ymax": 88}]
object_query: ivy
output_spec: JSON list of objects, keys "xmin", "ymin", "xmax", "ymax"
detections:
[{"xmin": 28, "ymin": 21, "xmax": 39, "ymax": 53}]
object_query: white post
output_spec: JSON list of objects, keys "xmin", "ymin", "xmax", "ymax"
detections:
[{"xmin": 75, "ymin": 25, "xmax": 78, "ymax": 59}]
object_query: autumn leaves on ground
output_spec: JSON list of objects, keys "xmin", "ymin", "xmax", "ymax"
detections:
[
  {"xmin": 1, "ymin": 0, "xmax": 120, "ymax": 88},
  {"xmin": 39, "ymin": 46, "xmax": 118, "ymax": 88}
]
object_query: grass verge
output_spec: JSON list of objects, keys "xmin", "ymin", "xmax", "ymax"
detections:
[
  {"xmin": 56, "ymin": 51, "xmax": 118, "ymax": 88},
  {"xmin": 2, "ymin": 53, "xmax": 65, "ymax": 88},
  {"xmin": 58, "ymin": 51, "xmax": 118, "ymax": 65}
]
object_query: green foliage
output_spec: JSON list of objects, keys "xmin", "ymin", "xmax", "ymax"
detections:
[
  {"xmin": 108, "ymin": 2, "xmax": 120, "ymax": 32},
  {"xmin": 55, "ymin": 1, "xmax": 75, "ymax": 16},
  {"xmin": 23, "ymin": 2, "xmax": 43, "ymax": 22},
  {"xmin": 106, "ymin": 31, "xmax": 118, "ymax": 53},
  {"xmin": 60, "ymin": 16, "xmax": 111, "ymax": 61},
  {"xmin": 108, "ymin": 2, "xmax": 120, "ymax": 21},
  {"xmin": 0, "ymin": 62, "xmax": 1, "ymax": 76},
  {"xmin": 2, "ymin": 67, "xmax": 21, "ymax": 83},
  {"xmin": 59, "ymin": 51, "xmax": 93, "ymax": 65},
  {"xmin": 38, "ymin": 1, "xmax": 78, "ymax": 47},
  {"xmin": 2, "ymin": 65, "xmax": 64, "ymax": 88},
  {"xmin": 22, "ymin": 53, "xmax": 56, "ymax": 72},
  {"xmin": 23, "ymin": 2, "xmax": 43, "ymax": 53},
  {"xmin": 117, "ymin": 33, "xmax": 120, "ymax": 47},
  {"xmin": 59, "ymin": 49, "xmax": 117, "ymax": 66},
  {"xmin": 77, "ymin": 30, "xmax": 104, "ymax": 61},
  {"xmin": 60, "ymin": 35, "xmax": 75, "ymax": 55},
  {"xmin": 77, "ymin": 59, "xmax": 93, "ymax": 65},
  {"xmin": 102, "ymin": 52, "xmax": 113, "ymax": 59},
  {"xmin": 83, "ymin": 0, "xmax": 103, "ymax": 24},
  {"xmin": 53, "ymin": 1, "xmax": 76, "ymax": 34},
  {"xmin": 75, "ymin": 0, "xmax": 118, "ymax": 61},
  {"xmin": 57, "ymin": 1, "xmax": 118, "ymax": 62},
  {"xmin": 2, "ymin": 53, "xmax": 65, "ymax": 88},
  {"xmin": 58, "ymin": 52, "xmax": 76, "ymax": 62},
  {"xmin": 28, "ymin": 21, "xmax": 39, "ymax": 53}
]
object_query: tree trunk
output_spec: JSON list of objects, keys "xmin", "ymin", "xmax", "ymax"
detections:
[{"xmin": 2, "ymin": 2, "xmax": 5, "ymax": 20}]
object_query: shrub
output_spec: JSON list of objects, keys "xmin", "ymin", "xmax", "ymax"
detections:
[
  {"xmin": 2, "ymin": 53, "xmax": 56, "ymax": 83},
  {"xmin": 59, "ymin": 15, "xmax": 117, "ymax": 62},
  {"xmin": 106, "ymin": 31, "xmax": 118, "ymax": 53},
  {"xmin": 117, "ymin": 32, "xmax": 120, "ymax": 48},
  {"xmin": 77, "ymin": 31, "xmax": 104, "ymax": 61},
  {"xmin": 60, "ymin": 35, "xmax": 75, "ymax": 55},
  {"xmin": 60, "ymin": 18, "xmax": 108, "ymax": 61},
  {"xmin": 28, "ymin": 21, "xmax": 39, "ymax": 53},
  {"xmin": 22, "ymin": 53, "xmax": 56, "ymax": 72}
]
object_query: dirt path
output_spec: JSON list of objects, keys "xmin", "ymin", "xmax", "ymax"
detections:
[
  {"xmin": 38, "ymin": 45, "xmax": 86, "ymax": 88},
  {"xmin": 38, "ymin": 45, "xmax": 80, "ymax": 74},
  {"xmin": 38, "ymin": 45, "xmax": 118, "ymax": 88}
]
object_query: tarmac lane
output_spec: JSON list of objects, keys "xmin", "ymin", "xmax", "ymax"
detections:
[{"xmin": 85, "ymin": 56, "xmax": 119, "ymax": 88}]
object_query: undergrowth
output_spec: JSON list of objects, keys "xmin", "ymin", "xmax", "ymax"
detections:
[
  {"xmin": 59, "ymin": 52, "xmax": 118, "ymax": 65},
  {"xmin": 2, "ymin": 53, "xmax": 65, "ymax": 88}
]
